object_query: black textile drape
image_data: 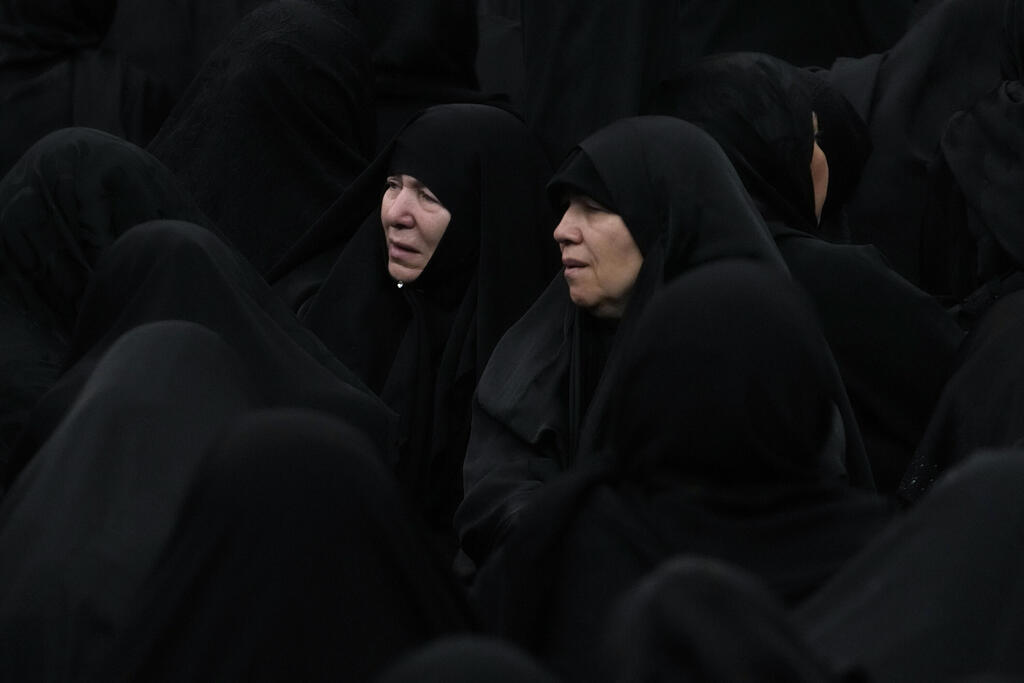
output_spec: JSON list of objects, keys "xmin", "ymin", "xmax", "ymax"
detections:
[
  {"xmin": 799, "ymin": 450, "xmax": 1024, "ymax": 682},
  {"xmin": 86, "ymin": 407, "xmax": 470, "ymax": 682},
  {"xmin": 0, "ymin": 0, "xmax": 171, "ymax": 176},
  {"xmin": 147, "ymin": 0, "xmax": 376, "ymax": 275},
  {"xmin": 649, "ymin": 52, "xmax": 963, "ymax": 492},
  {"xmin": 470, "ymin": 263, "xmax": 891, "ymax": 682},
  {"xmin": 827, "ymin": 0, "xmax": 1024, "ymax": 284},
  {"xmin": 520, "ymin": 0, "xmax": 912, "ymax": 163},
  {"xmin": 0, "ymin": 128, "xmax": 209, "ymax": 479},
  {"xmin": 456, "ymin": 116, "xmax": 796, "ymax": 566},
  {"xmin": 273, "ymin": 103, "xmax": 557, "ymax": 554}
]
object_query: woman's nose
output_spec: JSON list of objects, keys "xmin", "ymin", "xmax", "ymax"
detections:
[
  {"xmin": 553, "ymin": 205, "xmax": 582, "ymax": 245},
  {"xmin": 384, "ymin": 189, "xmax": 415, "ymax": 227}
]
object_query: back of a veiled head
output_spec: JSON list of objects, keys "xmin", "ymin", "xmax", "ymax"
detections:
[
  {"xmin": 650, "ymin": 53, "xmax": 822, "ymax": 232},
  {"xmin": 550, "ymin": 116, "xmax": 784, "ymax": 287},
  {"xmin": 604, "ymin": 261, "xmax": 853, "ymax": 485}
]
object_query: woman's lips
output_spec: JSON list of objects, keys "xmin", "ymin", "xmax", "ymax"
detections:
[
  {"xmin": 388, "ymin": 241, "xmax": 418, "ymax": 261},
  {"xmin": 562, "ymin": 258, "xmax": 587, "ymax": 272}
]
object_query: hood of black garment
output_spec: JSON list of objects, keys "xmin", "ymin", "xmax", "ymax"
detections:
[{"xmin": 147, "ymin": 0, "xmax": 375, "ymax": 275}]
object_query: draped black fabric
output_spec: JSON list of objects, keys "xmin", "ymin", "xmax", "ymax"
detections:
[
  {"xmin": 375, "ymin": 636, "xmax": 561, "ymax": 683},
  {"xmin": 101, "ymin": 0, "xmax": 268, "ymax": 106},
  {"xmin": 147, "ymin": 0, "xmax": 375, "ymax": 274},
  {"xmin": 919, "ymin": 80, "xmax": 1024, "ymax": 309},
  {"xmin": 827, "ymin": 0, "xmax": 1024, "ymax": 284},
  {"xmin": 0, "ymin": 128, "xmax": 209, "ymax": 479},
  {"xmin": 0, "ymin": 219, "xmax": 400, "ymax": 677},
  {"xmin": 901, "ymin": 288, "xmax": 1024, "ymax": 501},
  {"xmin": 900, "ymin": 80, "xmax": 1024, "ymax": 500},
  {"xmin": 799, "ymin": 450, "xmax": 1024, "ymax": 682},
  {"xmin": 520, "ymin": 0, "xmax": 912, "ymax": 163},
  {"xmin": 8, "ymin": 219, "xmax": 394, "ymax": 487},
  {"xmin": 345, "ymin": 0, "xmax": 488, "ymax": 149},
  {"xmin": 0, "ymin": 0, "xmax": 171, "ymax": 176},
  {"xmin": 273, "ymin": 104, "xmax": 556, "ymax": 556},
  {"xmin": 470, "ymin": 263, "xmax": 891, "ymax": 682},
  {"xmin": 649, "ymin": 52, "xmax": 963, "ymax": 492},
  {"xmin": 605, "ymin": 558, "xmax": 855, "ymax": 683},
  {"xmin": 456, "ymin": 116, "xmax": 793, "ymax": 566},
  {"xmin": 87, "ymin": 408, "xmax": 470, "ymax": 682}
]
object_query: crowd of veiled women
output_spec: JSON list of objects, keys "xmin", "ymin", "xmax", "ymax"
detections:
[{"xmin": 5, "ymin": 0, "xmax": 1024, "ymax": 680}]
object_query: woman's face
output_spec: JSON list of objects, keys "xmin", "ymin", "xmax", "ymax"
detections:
[
  {"xmin": 810, "ymin": 112, "xmax": 829, "ymax": 222},
  {"xmin": 553, "ymin": 195, "xmax": 643, "ymax": 318},
  {"xmin": 381, "ymin": 174, "xmax": 452, "ymax": 283}
]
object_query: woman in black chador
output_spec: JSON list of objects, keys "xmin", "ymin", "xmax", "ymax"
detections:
[
  {"xmin": 470, "ymin": 261, "xmax": 893, "ymax": 682},
  {"xmin": 649, "ymin": 52, "xmax": 963, "ymax": 492},
  {"xmin": 270, "ymin": 102, "xmax": 558, "ymax": 556},
  {"xmin": 455, "ymin": 116, "xmax": 863, "ymax": 568}
]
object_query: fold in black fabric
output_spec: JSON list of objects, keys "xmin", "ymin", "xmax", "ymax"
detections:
[
  {"xmin": 87, "ymin": 407, "xmax": 471, "ymax": 682},
  {"xmin": 605, "ymin": 558, "xmax": 856, "ymax": 683},
  {"xmin": 0, "ymin": 128, "xmax": 209, "ymax": 479},
  {"xmin": 147, "ymin": 0, "xmax": 375, "ymax": 274},
  {"xmin": 0, "ymin": 0, "xmax": 172, "ymax": 176},
  {"xmin": 827, "ymin": 0, "xmax": 1024, "ymax": 284},
  {"xmin": 800, "ymin": 450, "xmax": 1024, "ymax": 682},
  {"xmin": 520, "ymin": 0, "xmax": 912, "ymax": 163},
  {"xmin": 456, "ymin": 116, "xmax": 794, "ymax": 566},
  {"xmin": 275, "ymin": 104, "xmax": 556, "ymax": 555},
  {"xmin": 470, "ymin": 262, "xmax": 892, "ymax": 682},
  {"xmin": 650, "ymin": 52, "xmax": 963, "ymax": 492}
]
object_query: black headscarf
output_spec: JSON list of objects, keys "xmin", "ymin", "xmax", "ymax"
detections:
[
  {"xmin": 456, "ymin": 116, "xmax": 788, "ymax": 565},
  {"xmin": 470, "ymin": 263, "xmax": 890, "ymax": 681},
  {"xmin": 650, "ymin": 51, "xmax": 963, "ymax": 492},
  {"xmin": 147, "ymin": 0, "xmax": 375, "ymax": 274},
  {"xmin": 0, "ymin": 0, "xmax": 171, "ymax": 175},
  {"xmin": 827, "ymin": 0, "xmax": 1024, "ymax": 284},
  {"xmin": 275, "ymin": 103, "xmax": 557, "ymax": 551}
]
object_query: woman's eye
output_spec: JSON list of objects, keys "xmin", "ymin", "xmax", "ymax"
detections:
[
  {"xmin": 420, "ymin": 191, "xmax": 440, "ymax": 204},
  {"xmin": 385, "ymin": 178, "xmax": 402, "ymax": 191}
]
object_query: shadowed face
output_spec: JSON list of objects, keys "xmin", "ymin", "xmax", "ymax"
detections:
[
  {"xmin": 553, "ymin": 195, "xmax": 643, "ymax": 318},
  {"xmin": 380, "ymin": 174, "xmax": 452, "ymax": 283}
]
